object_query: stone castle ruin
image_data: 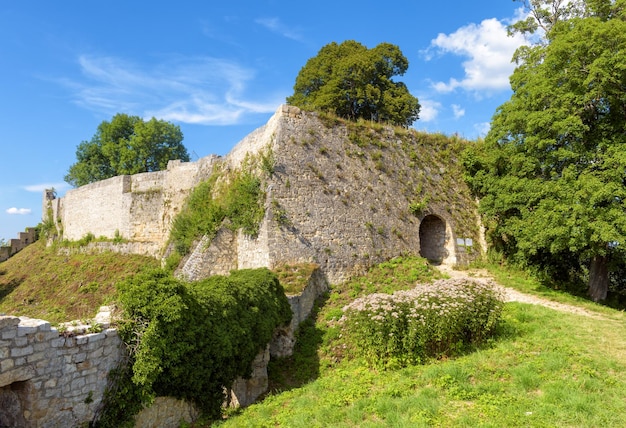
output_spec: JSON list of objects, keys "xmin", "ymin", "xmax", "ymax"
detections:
[
  {"xmin": 45, "ymin": 105, "xmax": 483, "ymax": 281},
  {"xmin": 1, "ymin": 105, "xmax": 484, "ymax": 427}
]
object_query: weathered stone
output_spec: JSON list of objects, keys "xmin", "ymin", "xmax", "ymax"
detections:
[{"xmin": 11, "ymin": 345, "xmax": 33, "ymax": 358}]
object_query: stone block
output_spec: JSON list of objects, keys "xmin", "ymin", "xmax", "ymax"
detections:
[
  {"xmin": 0, "ymin": 358, "xmax": 15, "ymax": 372},
  {"xmin": 0, "ymin": 316, "xmax": 20, "ymax": 329},
  {"xmin": 27, "ymin": 351, "xmax": 45, "ymax": 363},
  {"xmin": 72, "ymin": 352, "xmax": 87, "ymax": 363},
  {"xmin": 13, "ymin": 337, "xmax": 28, "ymax": 347},
  {"xmin": 85, "ymin": 332, "xmax": 106, "ymax": 343},
  {"xmin": 50, "ymin": 337, "xmax": 66, "ymax": 348},
  {"xmin": 34, "ymin": 342, "xmax": 49, "ymax": 352},
  {"xmin": 76, "ymin": 360, "xmax": 92, "ymax": 371},
  {"xmin": 88, "ymin": 347, "xmax": 104, "ymax": 359},
  {"xmin": 1, "ymin": 329, "xmax": 17, "ymax": 340},
  {"xmin": 76, "ymin": 335, "xmax": 89, "ymax": 345},
  {"xmin": 16, "ymin": 325, "xmax": 38, "ymax": 336},
  {"xmin": 11, "ymin": 345, "xmax": 33, "ymax": 357}
]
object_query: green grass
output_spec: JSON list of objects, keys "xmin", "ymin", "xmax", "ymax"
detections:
[
  {"xmin": 214, "ymin": 261, "xmax": 626, "ymax": 427},
  {"xmin": 272, "ymin": 263, "xmax": 320, "ymax": 295},
  {"xmin": 0, "ymin": 240, "xmax": 159, "ymax": 323}
]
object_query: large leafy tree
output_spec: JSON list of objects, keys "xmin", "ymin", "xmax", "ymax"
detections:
[
  {"xmin": 65, "ymin": 114, "xmax": 189, "ymax": 187},
  {"xmin": 466, "ymin": 0, "xmax": 626, "ymax": 301},
  {"xmin": 287, "ymin": 40, "xmax": 420, "ymax": 127}
]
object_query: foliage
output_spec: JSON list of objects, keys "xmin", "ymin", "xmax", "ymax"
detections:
[
  {"xmin": 287, "ymin": 40, "xmax": 420, "ymax": 127},
  {"xmin": 115, "ymin": 268, "xmax": 292, "ymax": 419},
  {"xmin": 216, "ymin": 265, "xmax": 626, "ymax": 428},
  {"xmin": 409, "ymin": 196, "xmax": 429, "ymax": 216},
  {"xmin": 93, "ymin": 361, "xmax": 149, "ymax": 428},
  {"xmin": 272, "ymin": 263, "xmax": 319, "ymax": 295},
  {"xmin": 465, "ymin": 1, "xmax": 626, "ymax": 301},
  {"xmin": 169, "ymin": 169, "xmax": 264, "ymax": 256},
  {"xmin": 65, "ymin": 113, "xmax": 189, "ymax": 187},
  {"xmin": 340, "ymin": 279, "xmax": 504, "ymax": 367}
]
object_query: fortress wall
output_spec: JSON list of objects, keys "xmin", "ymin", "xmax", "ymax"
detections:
[
  {"xmin": 259, "ymin": 107, "xmax": 479, "ymax": 284},
  {"xmin": 60, "ymin": 175, "xmax": 133, "ymax": 241},
  {"xmin": 177, "ymin": 105, "xmax": 481, "ymax": 284},
  {"xmin": 237, "ymin": 218, "xmax": 271, "ymax": 270},
  {"xmin": 51, "ymin": 156, "xmax": 219, "ymax": 256}
]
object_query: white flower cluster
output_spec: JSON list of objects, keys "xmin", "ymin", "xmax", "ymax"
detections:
[{"xmin": 340, "ymin": 278, "xmax": 505, "ymax": 366}]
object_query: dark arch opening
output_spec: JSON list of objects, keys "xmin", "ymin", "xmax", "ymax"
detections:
[
  {"xmin": 0, "ymin": 381, "xmax": 30, "ymax": 428},
  {"xmin": 419, "ymin": 215, "xmax": 447, "ymax": 263}
]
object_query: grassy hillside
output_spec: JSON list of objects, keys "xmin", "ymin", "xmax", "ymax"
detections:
[
  {"xmin": 213, "ymin": 263, "xmax": 626, "ymax": 427},
  {"xmin": 0, "ymin": 241, "xmax": 159, "ymax": 323}
]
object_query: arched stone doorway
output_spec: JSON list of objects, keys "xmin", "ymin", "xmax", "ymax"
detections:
[{"xmin": 419, "ymin": 214, "xmax": 447, "ymax": 263}]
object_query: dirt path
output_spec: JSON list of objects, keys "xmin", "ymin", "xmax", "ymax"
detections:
[{"xmin": 437, "ymin": 265, "xmax": 606, "ymax": 319}]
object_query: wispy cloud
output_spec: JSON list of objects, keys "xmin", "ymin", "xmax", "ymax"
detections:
[
  {"xmin": 255, "ymin": 17, "xmax": 304, "ymax": 42},
  {"xmin": 6, "ymin": 207, "xmax": 31, "ymax": 215},
  {"xmin": 451, "ymin": 104, "xmax": 465, "ymax": 119},
  {"xmin": 60, "ymin": 55, "xmax": 282, "ymax": 125},
  {"xmin": 418, "ymin": 99, "xmax": 441, "ymax": 122},
  {"xmin": 425, "ymin": 18, "xmax": 527, "ymax": 94},
  {"xmin": 23, "ymin": 182, "xmax": 69, "ymax": 193}
]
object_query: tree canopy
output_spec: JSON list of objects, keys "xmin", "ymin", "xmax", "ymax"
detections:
[
  {"xmin": 65, "ymin": 114, "xmax": 189, "ymax": 187},
  {"xmin": 465, "ymin": 0, "xmax": 626, "ymax": 301},
  {"xmin": 287, "ymin": 40, "xmax": 420, "ymax": 127}
]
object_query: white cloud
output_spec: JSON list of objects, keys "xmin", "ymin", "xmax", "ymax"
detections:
[
  {"xmin": 474, "ymin": 122, "xmax": 491, "ymax": 136},
  {"xmin": 23, "ymin": 182, "xmax": 69, "ymax": 193},
  {"xmin": 61, "ymin": 55, "xmax": 281, "ymax": 126},
  {"xmin": 255, "ymin": 17, "xmax": 304, "ymax": 42},
  {"xmin": 451, "ymin": 104, "xmax": 465, "ymax": 119},
  {"xmin": 426, "ymin": 18, "xmax": 527, "ymax": 94},
  {"xmin": 6, "ymin": 207, "xmax": 31, "ymax": 215},
  {"xmin": 418, "ymin": 99, "xmax": 441, "ymax": 122}
]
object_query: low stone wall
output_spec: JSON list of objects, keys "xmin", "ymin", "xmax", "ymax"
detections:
[
  {"xmin": 0, "ymin": 309, "xmax": 123, "ymax": 428},
  {"xmin": 0, "ymin": 228, "xmax": 36, "ymax": 262}
]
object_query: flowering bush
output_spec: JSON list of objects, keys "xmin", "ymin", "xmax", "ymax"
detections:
[{"xmin": 340, "ymin": 278, "xmax": 504, "ymax": 367}]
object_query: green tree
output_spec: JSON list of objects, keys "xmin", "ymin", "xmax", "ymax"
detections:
[
  {"xmin": 466, "ymin": 0, "xmax": 626, "ymax": 301},
  {"xmin": 287, "ymin": 40, "xmax": 420, "ymax": 127},
  {"xmin": 65, "ymin": 114, "xmax": 189, "ymax": 187}
]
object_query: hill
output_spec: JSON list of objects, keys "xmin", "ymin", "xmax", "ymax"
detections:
[
  {"xmin": 214, "ymin": 264, "xmax": 626, "ymax": 427},
  {"xmin": 0, "ymin": 240, "xmax": 158, "ymax": 323}
]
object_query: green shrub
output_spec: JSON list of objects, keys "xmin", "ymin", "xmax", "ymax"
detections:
[
  {"xmin": 169, "ymin": 169, "xmax": 264, "ymax": 256},
  {"xmin": 113, "ymin": 268, "xmax": 292, "ymax": 420},
  {"xmin": 341, "ymin": 279, "xmax": 504, "ymax": 367}
]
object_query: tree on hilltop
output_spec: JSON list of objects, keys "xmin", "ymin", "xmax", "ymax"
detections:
[
  {"xmin": 287, "ymin": 40, "xmax": 420, "ymax": 127},
  {"xmin": 65, "ymin": 114, "xmax": 189, "ymax": 187},
  {"xmin": 465, "ymin": 0, "xmax": 626, "ymax": 301}
]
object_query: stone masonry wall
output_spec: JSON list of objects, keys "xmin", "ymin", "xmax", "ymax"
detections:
[
  {"xmin": 0, "ymin": 309, "xmax": 123, "ymax": 428},
  {"xmin": 176, "ymin": 105, "xmax": 482, "ymax": 284},
  {"xmin": 48, "ymin": 156, "xmax": 219, "ymax": 257}
]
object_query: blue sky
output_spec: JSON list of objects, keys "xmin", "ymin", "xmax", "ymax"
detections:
[{"xmin": 0, "ymin": 1, "xmax": 528, "ymax": 241}]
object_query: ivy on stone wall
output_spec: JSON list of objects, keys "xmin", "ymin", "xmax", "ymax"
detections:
[
  {"xmin": 169, "ymin": 166, "xmax": 265, "ymax": 257},
  {"xmin": 100, "ymin": 267, "xmax": 292, "ymax": 424}
]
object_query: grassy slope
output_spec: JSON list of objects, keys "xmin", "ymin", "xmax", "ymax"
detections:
[
  {"xmin": 215, "ymin": 262, "xmax": 626, "ymax": 428},
  {"xmin": 0, "ymin": 240, "xmax": 159, "ymax": 323}
]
